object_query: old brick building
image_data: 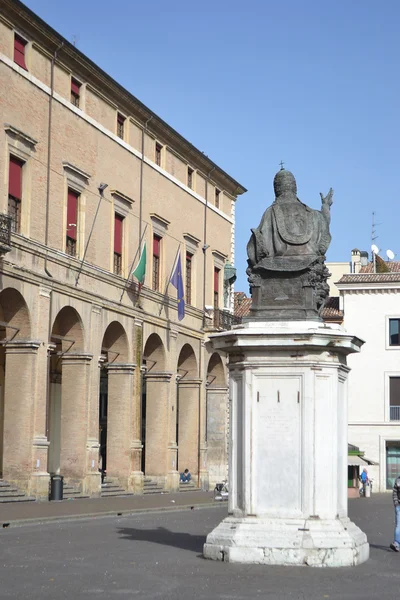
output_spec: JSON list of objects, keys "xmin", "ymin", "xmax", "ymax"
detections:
[{"xmin": 0, "ymin": 0, "xmax": 245, "ymax": 499}]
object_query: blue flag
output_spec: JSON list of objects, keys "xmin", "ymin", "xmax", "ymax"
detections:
[{"xmin": 170, "ymin": 252, "xmax": 185, "ymax": 321}]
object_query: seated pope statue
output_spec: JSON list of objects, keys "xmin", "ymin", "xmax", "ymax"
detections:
[{"xmin": 247, "ymin": 168, "xmax": 333, "ymax": 274}]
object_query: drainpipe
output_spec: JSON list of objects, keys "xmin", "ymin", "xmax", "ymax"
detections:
[
  {"xmin": 44, "ymin": 42, "xmax": 64, "ymax": 278},
  {"xmin": 139, "ymin": 116, "xmax": 153, "ymax": 257},
  {"xmin": 202, "ymin": 167, "xmax": 215, "ymax": 329}
]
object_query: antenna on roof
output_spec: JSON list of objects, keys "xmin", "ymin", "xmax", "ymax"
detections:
[{"xmin": 387, "ymin": 249, "xmax": 395, "ymax": 261}]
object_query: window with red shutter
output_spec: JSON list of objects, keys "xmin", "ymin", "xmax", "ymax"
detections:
[
  {"xmin": 8, "ymin": 156, "xmax": 23, "ymax": 232},
  {"xmin": 113, "ymin": 213, "xmax": 123, "ymax": 275},
  {"xmin": 213, "ymin": 267, "xmax": 220, "ymax": 325},
  {"xmin": 155, "ymin": 143, "xmax": 162, "ymax": 167},
  {"xmin": 14, "ymin": 34, "xmax": 27, "ymax": 70},
  {"xmin": 152, "ymin": 234, "xmax": 161, "ymax": 291},
  {"xmin": 66, "ymin": 189, "xmax": 79, "ymax": 256},
  {"xmin": 186, "ymin": 252, "xmax": 193, "ymax": 305},
  {"xmin": 215, "ymin": 188, "xmax": 221, "ymax": 209},
  {"xmin": 71, "ymin": 78, "xmax": 81, "ymax": 107}
]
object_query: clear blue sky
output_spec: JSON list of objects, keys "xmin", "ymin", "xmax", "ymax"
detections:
[{"xmin": 23, "ymin": 0, "xmax": 400, "ymax": 291}]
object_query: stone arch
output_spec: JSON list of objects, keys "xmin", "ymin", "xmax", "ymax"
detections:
[
  {"xmin": 143, "ymin": 333, "xmax": 166, "ymax": 371},
  {"xmin": 207, "ymin": 352, "xmax": 226, "ymax": 387},
  {"xmin": 177, "ymin": 343, "xmax": 198, "ymax": 379},
  {"xmin": 101, "ymin": 320, "xmax": 130, "ymax": 363},
  {"xmin": 51, "ymin": 306, "xmax": 85, "ymax": 352},
  {"xmin": 0, "ymin": 287, "xmax": 31, "ymax": 340}
]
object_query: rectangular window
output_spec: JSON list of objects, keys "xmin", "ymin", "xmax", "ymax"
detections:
[
  {"xmin": 213, "ymin": 267, "xmax": 220, "ymax": 327},
  {"xmin": 187, "ymin": 167, "xmax": 194, "ymax": 190},
  {"xmin": 8, "ymin": 156, "xmax": 23, "ymax": 233},
  {"xmin": 186, "ymin": 252, "xmax": 193, "ymax": 305},
  {"xmin": 71, "ymin": 78, "xmax": 81, "ymax": 107},
  {"xmin": 389, "ymin": 319, "xmax": 400, "ymax": 346},
  {"xmin": 387, "ymin": 443, "xmax": 400, "ymax": 489},
  {"xmin": 14, "ymin": 34, "xmax": 27, "ymax": 70},
  {"xmin": 155, "ymin": 143, "xmax": 162, "ymax": 167},
  {"xmin": 215, "ymin": 188, "xmax": 221, "ymax": 209},
  {"xmin": 117, "ymin": 113, "xmax": 125, "ymax": 139},
  {"xmin": 390, "ymin": 377, "xmax": 400, "ymax": 421},
  {"xmin": 152, "ymin": 234, "xmax": 161, "ymax": 291},
  {"xmin": 66, "ymin": 188, "xmax": 79, "ymax": 256},
  {"xmin": 114, "ymin": 213, "xmax": 123, "ymax": 275}
]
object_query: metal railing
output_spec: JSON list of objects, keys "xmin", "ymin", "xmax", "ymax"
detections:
[
  {"xmin": 213, "ymin": 309, "xmax": 242, "ymax": 330},
  {"xmin": 390, "ymin": 406, "xmax": 400, "ymax": 421},
  {"xmin": 0, "ymin": 214, "xmax": 12, "ymax": 249}
]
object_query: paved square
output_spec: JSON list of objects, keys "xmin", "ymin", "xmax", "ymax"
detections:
[{"xmin": 0, "ymin": 494, "xmax": 398, "ymax": 599}]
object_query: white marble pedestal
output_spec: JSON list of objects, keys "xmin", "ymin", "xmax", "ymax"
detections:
[{"xmin": 203, "ymin": 321, "xmax": 369, "ymax": 567}]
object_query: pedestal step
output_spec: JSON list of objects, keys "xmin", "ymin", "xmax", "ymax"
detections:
[
  {"xmin": 101, "ymin": 478, "xmax": 134, "ymax": 498},
  {"xmin": 0, "ymin": 479, "xmax": 36, "ymax": 503}
]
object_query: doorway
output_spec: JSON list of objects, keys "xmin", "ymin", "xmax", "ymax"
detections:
[{"xmin": 99, "ymin": 369, "xmax": 108, "ymax": 480}]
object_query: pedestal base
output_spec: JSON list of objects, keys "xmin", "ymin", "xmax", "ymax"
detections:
[{"xmin": 204, "ymin": 516, "xmax": 369, "ymax": 567}]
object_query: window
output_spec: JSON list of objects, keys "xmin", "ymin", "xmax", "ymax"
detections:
[
  {"xmin": 186, "ymin": 252, "xmax": 193, "ymax": 305},
  {"xmin": 14, "ymin": 34, "xmax": 27, "ymax": 70},
  {"xmin": 155, "ymin": 143, "xmax": 162, "ymax": 167},
  {"xmin": 114, "ymin": 213, "xmax": 123, "ymax": 275},
  {"xmin": 215, "ymin": 188, "xmax": 221, "ymax": 209},
  {"xmin": 390, "ymin": 377, "xmax": 400, "ymax": 421},
  {"xmin": 187, "ymin": 167, "xmax": 194, "ymax": 190},
  {"xmin": 152, "ymin": 234, "xmax": 161, "ymax": 291},
  {"xmin": 8, "ymin": 156, "xmax": 23, "ymax": 233},
  {"xmin": 213, "ymin": 267, "xmax": 220, "ymax": 326},
  {"xmin": 117, "ymin": 113, "xmax": 125, "ymax": 139},
  {"xmin": 66, "ymin": 188, "xmax": 79, "ymax": 256},
  {"xmin": 71, "ymin": 78, "xmax": 81, "ymax": 107},
  {"xmin": 387, "ymin": 443, "xmax": 400, "ymax": 489},
  {"xmin": 389, "ymin": 319, "xmax": 400, "ymax": 346}
]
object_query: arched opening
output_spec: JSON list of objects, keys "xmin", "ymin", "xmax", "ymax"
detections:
[
  {"xmin": 99, "ymin": 321, "xmax": 130, "ymax": 482},
  {"xmin": 0, "ymin": 288, "xmax": 31, "ymax": 478},
  {"xmin": 142, "ymin": 333, "xmax": 166, "ymax": 474},
  {"xmin": 206, "ymin": 352, "xmax": 228, "ymax": 485},
  {"xmin": 48, "ymin": 307, "xmax": 85, "ymax": 478},
  {"xmin": 177, "ymin": 344, "xmax": 198, "ymax": 475}
]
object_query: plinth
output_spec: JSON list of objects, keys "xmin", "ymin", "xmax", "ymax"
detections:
[{"xmin": 203, "ymin": 321, "xmax": 369, "ymax": 567}]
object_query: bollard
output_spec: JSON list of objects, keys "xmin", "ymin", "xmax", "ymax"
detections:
[
  {"xmin": 364, "ymin": 482, "xmax": 371, "ymax": 498},
  {"xmin": 50, "ymin": 474, "xmax": 63, "ymax": 501}
]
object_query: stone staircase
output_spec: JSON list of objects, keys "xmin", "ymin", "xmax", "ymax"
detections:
[
  {"xmin": 101, "ymin": 478, "xmax": 134, "ymax": 498},
  {"xmin": 143, "ymin": 477, "xmax": 165, "ymax": 495},
  {"xmin": 61, "ymin": 482, "xmax": 89, "ymax": 500},
  {"xmin": 0, "ymin": 479, "xmax": 36, "ymax": 503},
  {"xmin": 179, "ymin": 480, "xmax": 198, "ymax": 492}
]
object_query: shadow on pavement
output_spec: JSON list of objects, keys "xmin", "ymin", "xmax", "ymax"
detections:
[
  {"xmin": 117, "ymin": 526, "xmax": 206, "ymax": 554},
  {"xmin": 369, "ymin": 544, "xmax": 393, "ymax": 553}
]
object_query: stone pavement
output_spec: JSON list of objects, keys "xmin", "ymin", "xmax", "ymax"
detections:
[{"xmin": 0, "ymin": 490, "xmax": 217, "ymax": 526}]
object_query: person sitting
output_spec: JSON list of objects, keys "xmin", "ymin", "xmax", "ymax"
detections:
[{"xmin": 180, "ymin": 468, "xmax": 191, "ymax": 483}]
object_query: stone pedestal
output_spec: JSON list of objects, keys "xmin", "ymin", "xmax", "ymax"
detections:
[{"xmin": 203, "ymin": 321, "xmax": 369, "ymax": 567}]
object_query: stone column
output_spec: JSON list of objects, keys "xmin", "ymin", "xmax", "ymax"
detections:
[
  {"xmin": 3, "ymin": 341, "xmax": 40, "ymax": 493},
  {"xmin": 106, "ymin": 362, "xmax": 135, "ymax": 489},
  {"xmin": 130, "ymin": 319, "xmax": 144, "ymax": 493},
  {"xmin": 177, "ymin": 378, "xmax": 201, "ymax": 478},
  {"xmin": 206, "ymin": 386, "xmax": 229, "ymax": 487},
  {"xmin": 204, "ymin": 321, "xmax": 369, "ymax": 567},
  {"xmin": 60, "ymin": 353, "xmax": 92, "ymax": 485},
  {"xmin": 199, "ymin": 340, "xmax": 209, "ymax": 491},
  {"xmin": 144, "ymin": 371, "xmax": 172, "ymax": 485}
]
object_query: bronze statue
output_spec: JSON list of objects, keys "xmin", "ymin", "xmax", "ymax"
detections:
[{"xmin": 246, "ymin": 167, "xmax": 333, "ymax": 321}]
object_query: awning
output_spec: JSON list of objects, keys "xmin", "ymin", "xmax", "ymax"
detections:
[{"xmin": 348, "ymin": 455, "xmax": 369, "ymax": 466}]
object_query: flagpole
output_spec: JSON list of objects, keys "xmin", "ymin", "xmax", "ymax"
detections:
[
  {"xmin": 158, "ymin": 243, "xmax": 181, "ymax": 316},
  {"xmin": 119, "ymin": 223, "xmax": 148, "ymax": 303}
]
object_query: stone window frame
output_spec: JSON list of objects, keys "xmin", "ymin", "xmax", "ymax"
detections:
[
  {"xmin": 62, "ymin": 162, "xmax": 91, "ymax": 260},
  {"xmin": 187, "ymin": 166, "xmax": 195, "ymax": 190},
  {"xmin": 155, "ymin": 141, "xmax": 164, "ymax": 168},
  {"xmin": 5, "ymin": 124, "xmax": 38, "ymax": 238},
  {"xmin": 212, "ymin": 250, "xmax": 228, "ymax": 310},
  {"xmin": 110, "ymin": 190, "xmax": 134, "ymax": 275},
  {"xmin": 386, "ymin": 315, "xmax": 400, "ymax": 350},
  {"xmin": 116, "ymin": 111, "xmax": 127, "ymax": 141},
  {"xmin": 13, "ymin": 29, "xmax": 30, "ymax": 71},
  {"xmin": 384, "ymin": 371, "xmax": 400, "ymax": 422},
  {"xmin": 70, "ymin": 75, "xmax": 84, "ymax": 109},
  {"xmin": 150, "ymin": 213, "xmax": 170, "ymax": 293},
  {"xmin": 183, "ymin": 233, "xmax": 200, "ymax": 307}
]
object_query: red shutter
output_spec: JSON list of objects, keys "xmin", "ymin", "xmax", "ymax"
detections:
[
  {"xmin": 117, "ymin": 113, "xmax": 125, "ymax": 125},
  {"xmin": 153, "ymin": 235, "xmax": 160, "ymax": 257},
  {"xmin": 71, "ymin": 78, "xmax": 80, "ymax": 95},
  {"xmin": 214, "ymin": 268, "xmax": 219, "ymax": 292},
  {"xmin": 67, "ymin": 189, "xmax": 78, "ymax": 240},
  {"xmin": 8, "ymin": 156, "xmax": 23, "ymax": 199},
  {"xmin": 14, "ymin": 35, "xmax": 27, "ymax": 69},
  {"xmin": 114, "ymin": 214, "xmax": 123, "ymax": 254}
]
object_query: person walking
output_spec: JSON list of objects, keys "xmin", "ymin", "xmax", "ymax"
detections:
[{"xmin": 390, "ymin": 475, "xmax": 400, "ymax": 552}]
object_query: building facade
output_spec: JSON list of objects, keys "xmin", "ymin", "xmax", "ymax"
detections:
[{"xmin": 0, "ymin": 0, "xmax": 246, "ymax": 499}]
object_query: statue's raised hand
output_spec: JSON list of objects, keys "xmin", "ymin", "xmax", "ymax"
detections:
[{"xmin": 320, "ymin": 188, "xmax": 334, "ymax": 207}]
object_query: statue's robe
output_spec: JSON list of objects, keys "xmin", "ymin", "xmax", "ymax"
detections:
[{"xmin": 247, "ymin": 197, "xmax": 331, "ymax": 273}]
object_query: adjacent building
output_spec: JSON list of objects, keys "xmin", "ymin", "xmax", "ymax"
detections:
[{"xmin": 0, "ymin": 0, "xmax": 246, "ymax": 499}]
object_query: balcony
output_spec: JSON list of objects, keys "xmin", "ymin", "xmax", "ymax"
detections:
[
  {"xmin": 390, "ymin": 406, "xmax": 400, "ymax": 421},
  {"xmin": 204, "ymin": 308, "xmax": 242, "ymax": 332},
  {"xmin": 0, "ymin": 214, "xmax": 12, "ymax": 254}
]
